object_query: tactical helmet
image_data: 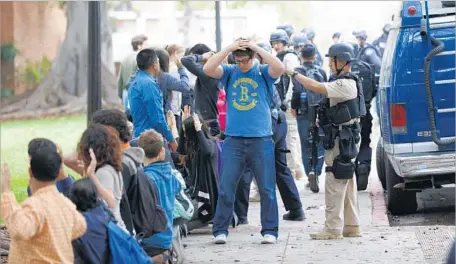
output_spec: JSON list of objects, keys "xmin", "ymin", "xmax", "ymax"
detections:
[
  {"xmin": 383, "ymin": 23, "xmax": 393, "ymax": 34},
  {"xmin": 325, "ymin": 42, "xmax": 355, "ymax": 62},
  {"xmin": 352, "ymin": 30, "xmax": 368, "ymax": 41},
  {"xmin": 301, "ymin": 28, "xmax": 316, "ymax": 41},
  {"xmin": 300, "ymin": 43, "xmax": 316, "ymax": 59},
  {"xmin": 291, "ymin": 33, "xmax": 308, "ymax": 47},
  {"xmin": 257, "ymin": 42, "xmax": 272, "ymax": 53},
  {"xmin": 276, "ymin": 24, "xmax": 294, "ymax": 37},
  {"xmin": 270, "ymin": 29, "xmax": 289, "ymax": 45}
]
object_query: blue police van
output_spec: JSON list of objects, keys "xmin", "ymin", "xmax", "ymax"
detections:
[{"xmin": 376, "ymin": 1, "xmax": 455, "ymax": 215}]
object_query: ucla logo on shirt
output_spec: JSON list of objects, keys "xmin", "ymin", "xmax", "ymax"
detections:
[{"xmin": 231, "ymin": 77, "xmax": 259, "ymax": 111}]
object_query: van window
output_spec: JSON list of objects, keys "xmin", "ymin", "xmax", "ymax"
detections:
[{"xmin": 379, "ymin": 27, "xmax": 400, "ymax": 89}]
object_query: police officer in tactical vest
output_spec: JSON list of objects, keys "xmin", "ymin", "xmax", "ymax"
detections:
[
  {"xmin": 286, "ymin": 42, "xmax": 365, "ymax": 240},
  {"xmin": 270, "ymin": 29, "xmax": 306, "ymax": 180},
  {"xmin": 290, "ymin": 43, "xmax": 327, "ymax": 193},
  {"xmin": 372, "ymin": 23, "xmax": 392, "ymax": 58},
  {"xmin": 270, "ymin": 29, "xmax": 300, "ymax": 110},
  {"xmin": 352, "ymin": 30, "xmax": 382, "ymax": 71},
  {"xmin": 301, "ymin": 28, "xmax": 323, "ymax": 67},
  {"xmin": 352, "ymin": 30, "xmax": 382, "ymax": 190}
]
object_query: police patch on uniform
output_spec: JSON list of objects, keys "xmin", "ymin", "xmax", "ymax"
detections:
[{"xmin": 336, "ymin": 80, "xmax": 343, "ymax": 86}]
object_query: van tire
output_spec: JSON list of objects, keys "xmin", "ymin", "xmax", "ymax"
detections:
[
  {"xmin": 376, "ymin": 139, "xmax": 386, "ymax": 190},
  {"xmin": 385, "ymin": 158, "xmax": 417, "ymax": 215}
]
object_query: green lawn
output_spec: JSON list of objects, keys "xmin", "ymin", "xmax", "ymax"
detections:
[{"xmin": 1, "ymin": 115, "xmax": 87, "ymax": 203}]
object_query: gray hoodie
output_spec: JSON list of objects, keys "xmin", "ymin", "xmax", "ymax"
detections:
[{"xmin": 122, "ymin": 147, "xmax": 145, "ymax": 191}]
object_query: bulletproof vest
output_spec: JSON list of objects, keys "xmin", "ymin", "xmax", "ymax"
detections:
[
  {"xmin": 322, "ymin": 73, "xmax": 366, "ymax": 125},
  {"xmin": 350, "ymin": 60, "xmax": 376, "ymax": 103},
  {"xmin": 275, "ymin": 50, "xmax": 297, "ymax": 103}
]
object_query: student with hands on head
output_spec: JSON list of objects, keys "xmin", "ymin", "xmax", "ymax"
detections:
[{"xmin": 203, "ymin": 38, "xmax": 284, "ymax": 245}]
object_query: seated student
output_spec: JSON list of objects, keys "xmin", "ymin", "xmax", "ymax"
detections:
[
  {"xmin": 70, "ymin": 178, "xmax": 111, "ymax": 264},
  {"xmin": 78, "ymin": 125, "xmax": 128, "ymax": 232},
  {"xmin": 1, "ymin": 150, "xmax": 87, "ymax": 264},
  {"xmin": 26, "ymin": 138, "xmax": 74, "ymax": 197},
  {"xmin": 139, "ymin": 129, "xmax": 182, "ymax": 263},
  {"xmin": 178, "ymin": 111, "xmax": 219, "ymax": 228}
]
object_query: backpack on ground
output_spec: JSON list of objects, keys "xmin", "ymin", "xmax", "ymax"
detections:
[
  {"xmin": 106, "ymin": 220, "xmax": 153, "ymax": 264},
  {"xmin": 172, "ymin": 169, "xmax": 194, "ymax": 221},
  {"xmin": 122, "ymin": 152, "xmax": 168, "ymax": 238}
]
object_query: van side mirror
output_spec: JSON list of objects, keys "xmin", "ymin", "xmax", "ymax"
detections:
[{"xmin": 420, "ymin": 18, "xmax": 427, "ymax": 36}]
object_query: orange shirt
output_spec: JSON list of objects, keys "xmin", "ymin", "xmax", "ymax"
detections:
[
  {"xmin": 120, "ymin": 142, "xmax": 130, "ymax": 150},
  {"xmin": 1, "ymin": 185, "xmax": 87, "ymax": 264}
]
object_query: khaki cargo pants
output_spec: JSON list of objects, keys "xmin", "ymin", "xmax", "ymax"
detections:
[
  {"xmin": 285, "ymin": 110, "xmax": 305, "ymax": 176},
  {"xmin": 324, "ymin": 137, "xmax": 360, "ymax": 234}
]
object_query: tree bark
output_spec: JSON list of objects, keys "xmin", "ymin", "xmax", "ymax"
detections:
[
  {"xmin": 181, "ymin": 1, "xmax": 193, "ymax": 47},
  {"xmin": 1, "ymin": 1, "xmax": 119, "ymax": 118}
]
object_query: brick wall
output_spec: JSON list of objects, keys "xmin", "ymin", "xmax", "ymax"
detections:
[{"xmin": 13, "ymin": 2, "xmax": 66, "ymax": 94}]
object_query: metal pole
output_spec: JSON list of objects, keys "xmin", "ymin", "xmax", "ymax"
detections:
[
  {"xmin": 87, "ymin": 1, "xmax": 102, "ymax": 125},
  {"xmin": 215, "ymin": 1, "xmax": 222, "ymax": 51}
]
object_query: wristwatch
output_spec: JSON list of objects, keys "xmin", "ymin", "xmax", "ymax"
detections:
[{"xmin": 291, "ymin": 71, "xmax": 298, "ymax": 78}]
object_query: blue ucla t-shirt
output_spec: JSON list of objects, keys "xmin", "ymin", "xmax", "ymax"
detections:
[{"xmin": 219, "ymin": 63, "xmax": 278, "ymax": 137}]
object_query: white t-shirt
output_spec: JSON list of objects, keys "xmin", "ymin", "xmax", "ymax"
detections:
[
  {"xmin": 282, "ymin": 53, "xmax": 301, "ymax": 104},
  {"xmin": 323, "ymin": 78, "xmax": 358, "ymax": 107}
]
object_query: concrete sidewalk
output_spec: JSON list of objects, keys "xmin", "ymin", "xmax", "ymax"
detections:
[
  {"xmin": 182, "ymin": 178, "xmax": 453, "ymax": 264},
  {"xmin": 181, "ymin": 129, "xmax": 454, "ymax": 264},
  {"xmin": 182, "ymin": 117, "xmax": 454, "ymax": 263}
]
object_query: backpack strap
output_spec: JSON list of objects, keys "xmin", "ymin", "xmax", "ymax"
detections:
[
  {"xmin": 224, "ymin": 66, "xmax": 236, "ymax": 91},
  {"xmin": 257, "ymin": 64, "xmax": 274, "ymax": 108}
]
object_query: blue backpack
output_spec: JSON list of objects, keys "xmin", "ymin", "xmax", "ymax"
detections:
[{"xmin": 106, "ymin": 221, "xmax": 153, "ymax": 264}]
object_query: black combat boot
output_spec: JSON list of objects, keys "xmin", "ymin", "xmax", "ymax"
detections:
[{"xmin": 283, "ymin": 208, "xmax": 305, "ymax": 221}]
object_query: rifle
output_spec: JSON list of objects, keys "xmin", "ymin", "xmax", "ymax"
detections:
[{"xmin": 307, "ymin": 104, "xmax": 320, "ymax": 177}]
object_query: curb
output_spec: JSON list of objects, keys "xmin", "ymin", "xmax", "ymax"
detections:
[{"xmin": 368, "ymin": 171, "xmax": 390, "ymax": 227}]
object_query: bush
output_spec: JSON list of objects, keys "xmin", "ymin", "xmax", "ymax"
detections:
[
  {"xmin": 20, "ymin": 57, "xmax": 52, "ymax": 89},
  {"xmin": 0, "ymin": 43, "xmax": 19, "ymax": 62}
]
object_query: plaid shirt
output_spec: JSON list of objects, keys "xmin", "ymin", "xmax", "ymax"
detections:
[{"xmin": 1, "ymin": 185, "xmax": 87, "ymax": 264}]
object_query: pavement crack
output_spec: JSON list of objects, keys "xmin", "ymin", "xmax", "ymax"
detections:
[{"xmin": 281, "ymin": 232, "xmax": 291, "ymax": 264}]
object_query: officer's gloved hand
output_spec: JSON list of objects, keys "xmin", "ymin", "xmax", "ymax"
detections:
[{"xmin": 280, "ymin": 104, "xmax": 288, "ymax": 112}]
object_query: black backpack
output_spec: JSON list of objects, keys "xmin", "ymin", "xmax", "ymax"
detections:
[
  {"xmin": 350, "ymin": 59, "xmax": 377, "ymax": 103},
  {"xmin": 122, "ymin": 152, "xmax": 168, "ymax": 238}
]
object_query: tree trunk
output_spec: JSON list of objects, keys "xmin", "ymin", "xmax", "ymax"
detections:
[
  {"xmin": 1, "ymin": 1, "xmax": 119, "ymax": 118},
  {"xmin": 182, "ymin": 1, "xmax": 193, "ymax": 47}
]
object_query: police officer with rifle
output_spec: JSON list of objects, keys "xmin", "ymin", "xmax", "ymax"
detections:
[
  {"xmin": 286, "ymin": 42, "xmax": 366, "ymax": 240},
  {"xmin": 352, "ymin": 30, "xmax": 382, "ymax": 190},
  {"xmin": 290, "ymin": 44, "xmax": 327, "ymax": 193}
]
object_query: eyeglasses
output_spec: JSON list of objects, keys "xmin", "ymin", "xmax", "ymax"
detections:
[{"xmin": 235, "ymin": 58, "xmax": 251, "ymax": 64}]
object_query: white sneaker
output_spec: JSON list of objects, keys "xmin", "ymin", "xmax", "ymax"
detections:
[
  {"xmin": 249, "ymin": 193, "xmax": 261, "ymax": 202},
  {"xmin": 214, "ymin": 234, "xmax": 227, "ymax": 244},
  {"xmin": 261, "ymin": 234, "xmax": 277, "ymax": 244}
]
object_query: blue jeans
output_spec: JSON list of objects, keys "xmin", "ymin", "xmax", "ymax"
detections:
[
  {"xmin": 213, "ymin": 136, "xmax": 278, "ymax": 238},
  {"xmin": 235, "ymin": 111, "xmax": 302, "ymax": 221},
  {"xmin": 296, "ymin": 117, "xmax": 324, "ymax": 176}
]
